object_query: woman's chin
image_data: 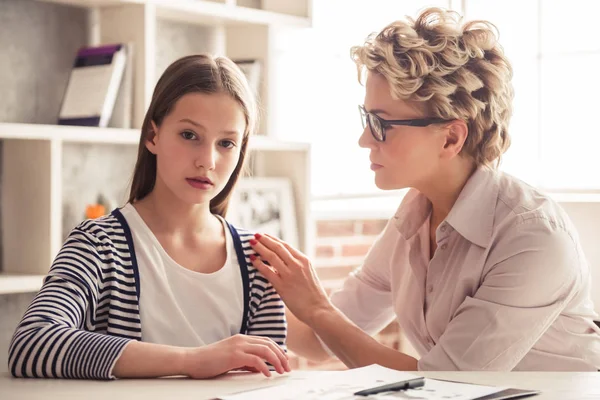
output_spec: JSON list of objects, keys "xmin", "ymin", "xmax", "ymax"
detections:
[{"xmin": 374, "ymin": 175, "xmax": 405, "ymax": 191}]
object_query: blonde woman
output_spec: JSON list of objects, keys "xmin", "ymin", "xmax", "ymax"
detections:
[{"xmin": 249, "ymin": 8, "xmax": 600, "ymax": 371}]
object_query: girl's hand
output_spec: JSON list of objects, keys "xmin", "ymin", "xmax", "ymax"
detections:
[
  {"xmin": 183, "ymin": 334, "xmax": 290, "ymax": 378},
  {"xmin": 249, "ymin": 233, "xmax": 333, "ymax": 324}
]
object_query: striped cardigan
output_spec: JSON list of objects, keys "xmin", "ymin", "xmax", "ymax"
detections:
[{"xmin": 8, "ymin": 208, "xmax": 286, "ymax": 379}]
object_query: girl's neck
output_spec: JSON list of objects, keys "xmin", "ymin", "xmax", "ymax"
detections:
[{"xmin": 133, "ymin": 180, "xmax": 220, "ymax": 237}]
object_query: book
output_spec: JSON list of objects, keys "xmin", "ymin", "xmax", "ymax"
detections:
[
  {"xmin": 108, "ymin": 42, "xmax": 134, "ymax": 129},
  {"xmin": 58, "ymin": 43, "xmax": 127, "ymax": 128},
  {"xmin": 234, "ymin": 59, "xmax": 261, "ymax": 96}
]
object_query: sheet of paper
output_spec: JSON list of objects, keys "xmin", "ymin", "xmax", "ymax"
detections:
[
  {"xmin": 220, "ymin": 365, "xmax": 504, "ymax": 400},
  {"xmin": 369, "ymin": 378, "xmax": 506, "ymax": 399}
]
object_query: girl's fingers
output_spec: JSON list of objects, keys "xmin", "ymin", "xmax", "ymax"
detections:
[
  {"xmin": 245, "ymin": 344, "xmax": 284, "ymax": 374},
  {"xmin": 239, "ymin": 354, "xmax": 271, "ymax": 377}
]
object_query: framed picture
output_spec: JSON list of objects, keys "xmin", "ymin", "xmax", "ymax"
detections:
[
  {"xmin": 233, "ymin": 59, "xmax": 261, "ymax": 96},
  {"xmin": 227, "ymin": 177, "xmax": 298, "ymax": 248}
]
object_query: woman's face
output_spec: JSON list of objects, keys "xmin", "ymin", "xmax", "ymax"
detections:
[
  {"xmin": 358, "ymin": 72, "xmax": 448, "ymax": 190},
  {"xmin": 146, "ymin": 92, "xmax": 246, "ymax": 205}
]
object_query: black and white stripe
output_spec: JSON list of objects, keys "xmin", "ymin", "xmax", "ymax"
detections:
[{"xmin": 9, "ymin": 210, "xmax": 286, "ymax": 379}]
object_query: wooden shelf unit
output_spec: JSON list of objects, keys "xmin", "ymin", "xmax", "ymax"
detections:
[{"xmin": 0, "ymin": 0, "xmax": 314, "ymax": 294}]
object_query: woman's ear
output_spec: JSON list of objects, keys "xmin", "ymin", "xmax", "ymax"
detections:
[
  {"xmin": 145, "ymin": 121, "xmax": 159, "ymax": 154},
  {"xmin": 441, "ymin": 120, "xmax": 468, "ymax": 160}
]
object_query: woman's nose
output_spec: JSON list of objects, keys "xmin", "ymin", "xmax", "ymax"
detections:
[{"xmin": 358, "ymin": 126, "xmax": 377, "ymax": 149}]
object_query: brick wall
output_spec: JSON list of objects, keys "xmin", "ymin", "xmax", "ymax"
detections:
[{"xmin": 289, "ymin": 218, "xmax": 412, "ymax": 370}]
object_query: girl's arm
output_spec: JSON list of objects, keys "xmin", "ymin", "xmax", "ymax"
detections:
[
  {"xmin": 245, "ymin": 273, "xmax": 287, "ymax": 349},
  {"xmin": 9, "ymin": 228, "xmax": 134, "ymax": 379},
  {"xmin": 113, "ymin": 334, "xmax": 289, "ymax": 378},
  {"xmin": 9, "ymin": 227, "xmax": 289, "ymax": 379}
]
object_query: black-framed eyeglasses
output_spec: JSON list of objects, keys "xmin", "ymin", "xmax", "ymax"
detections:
[{"xmin": 359, "ymin": 105, "xmax": 452, "ymax": 142}]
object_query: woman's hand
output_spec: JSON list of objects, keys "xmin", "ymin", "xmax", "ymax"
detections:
[
  {"xmin": 249, "ymin": 233, "xmax": 333, "ymax": 324},
  {"xmin": 183, "ymin": 334, "xmax": 290, "ymax": 378}
]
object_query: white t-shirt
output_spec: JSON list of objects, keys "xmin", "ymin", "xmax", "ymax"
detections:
[{"xmin": 120, "ymin": 203, "xmax": 244, "ymax": 347}]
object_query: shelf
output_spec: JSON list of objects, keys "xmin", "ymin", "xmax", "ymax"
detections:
[
  {"xmin": 0, "ymin": 122, "xmax": 140, "ymax": 145},
  {"xmin": 0, "ymin": 274, "xmax": 45, "ymax": 295},
  {"xmin": 0, "ymin": 122, "xmax": 309, "ymax": 151},
  {"xmin": 154, "ymin": 0, "xmax": 310, "ymax": 27},
  {"xmin": 38, "ymin": 0, "xmax": 311, "ymax": 27}
]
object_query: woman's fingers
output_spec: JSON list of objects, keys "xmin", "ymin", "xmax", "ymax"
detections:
[
  {"xmin": 251, "ymin": 234, "xmax": 296, "ymax": 271},
  {"xmin": 250, "ymin": 254, "xmax": 281, "ymax": 284},
  {"xmin": 264, "ymin": 233, "xmax": 308, "ymax": 262},
  {"xmin": 250, "ymin": 240, "xmax": 283, "ymax": 269}
]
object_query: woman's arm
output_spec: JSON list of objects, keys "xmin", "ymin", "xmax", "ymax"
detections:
[
  {"xmin": 286, "ymin": 309, "xmax": 331, "ymax": 362},
  {"xmin": 305, "ymin": 305, "xmax": 417, "ymax": 370},
  {"xmin": 249, "ymin": 234, "xmax": 417, "ymax": 371},
  {"xmin": 266, "ymin": 220, "xmax": 400, "ymax": 362}
]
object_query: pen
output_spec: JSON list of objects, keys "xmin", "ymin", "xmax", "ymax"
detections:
[{"xmin": 354, "ymin": 377, "xmax": 425, "ymax": 396}]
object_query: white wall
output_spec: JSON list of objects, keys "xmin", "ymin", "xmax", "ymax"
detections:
[{"xmin": 561, "ymin": 203, "xmax": 600, "ymax": 314}]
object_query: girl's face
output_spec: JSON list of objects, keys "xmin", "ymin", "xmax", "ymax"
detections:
[
  {"xmin": 358, "ymin": 72, "xmax": 448, "ymax": 191},
  {"xmin": 146, "ymin": 92, "xmax": 246, "ymax": 205}
]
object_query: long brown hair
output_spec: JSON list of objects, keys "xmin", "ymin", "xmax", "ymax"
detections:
[{"xmin": 128, "ymin": 54, "xmax": 258, "ymax": 217}]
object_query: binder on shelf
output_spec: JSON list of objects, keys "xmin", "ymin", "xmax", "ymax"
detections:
[
  {"xmin": 233, "ymin": 59, "xmax": 261, "ymax": 96},
  {"xmin": 58, "ymin": 43, "xmax": 128, "ymax": 128},
  {"xmin": 108, "ymin": 42, "xmax": 134, "ymax": 129}
]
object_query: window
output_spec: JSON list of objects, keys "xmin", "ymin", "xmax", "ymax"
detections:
[
  {"xmin": 272, "ymin": 0, "xmax": 600, "ymax": 202},
  {"xmin": 462, "ymin": 0, "xmax": 540, "ymax": 186},
  {"xmin": 271, "ymin": 0, "xmax": 451, "ymax": 199},
  {"xmin": 538, "ymin": 0, "xmax": 600, "ymax": 189},
  {"xmin": 465, "ymin": 0, "xmax": 600, "ymax": 190}
]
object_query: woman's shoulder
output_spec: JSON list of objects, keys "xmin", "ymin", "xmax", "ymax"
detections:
[
  {"xmin": 491, "ymin": 172, "xmax": 584, "ymax": 269},
  {"xmin": 495, "ymin": 170, "xmax": 574, "ymax": 232}
]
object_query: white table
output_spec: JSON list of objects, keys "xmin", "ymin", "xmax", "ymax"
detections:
[{"xmin": 1, "ymin": 371, "xmax": 599, "ymax": 400}]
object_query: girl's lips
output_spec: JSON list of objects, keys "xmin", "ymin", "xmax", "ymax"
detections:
[
  {"xmin": 188, "ymin": 176, "xmax": 213, "ymax": 185},
  {"xmin": 186, "ymin": 178, "xmax": 213, "ymax": 190}
]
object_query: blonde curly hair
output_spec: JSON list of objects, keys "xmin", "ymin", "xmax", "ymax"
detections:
[{"xmin": 351, "ymin": 7, "xmax": 513, "ymax": 167}]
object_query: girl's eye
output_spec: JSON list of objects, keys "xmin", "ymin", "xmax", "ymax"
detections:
[
  {"xmin": 220, "ymin": 140, "xmax": 236, "ymax": 149},
  {"xmin": 181, "ymin": 131, "xmax": 197, "ymax": 140}
]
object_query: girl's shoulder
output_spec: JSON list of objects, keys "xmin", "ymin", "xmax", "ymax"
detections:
[
  {"xmin": 217, "ymin": 216, "xmax": 256, "ymax": 243},
  {"xmin": 67, "ymin": 208, "xmax": 131, "ymax": 247}
]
